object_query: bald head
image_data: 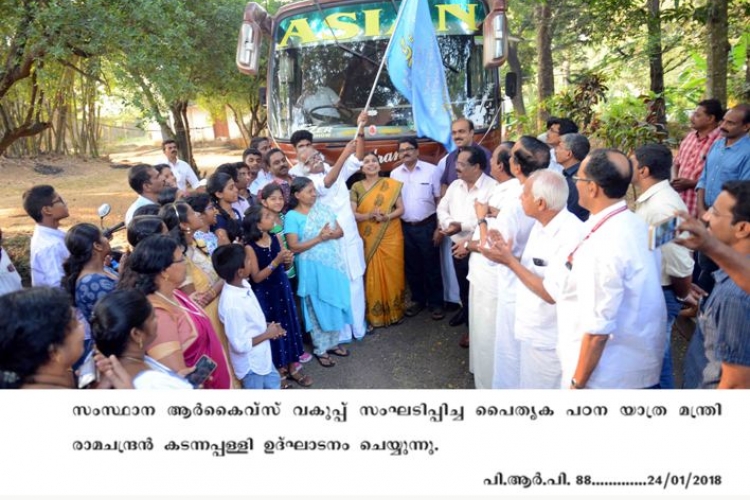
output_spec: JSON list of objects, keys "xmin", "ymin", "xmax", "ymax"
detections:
[{"xmin": 583, "ymin": 148, "xmax": 633, "ymax": 200}]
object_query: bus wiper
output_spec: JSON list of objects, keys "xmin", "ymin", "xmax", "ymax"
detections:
[{"xmin": 312, "ymin": 0, "xmax": 378, "ymax": 66}]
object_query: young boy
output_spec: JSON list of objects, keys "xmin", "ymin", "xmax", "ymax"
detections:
[
  {"xmin": 22, "ymin": 185, "xmax": 70, "ymax": 287},
  {"xmin": 213, "ymin": 243, "xmax": 285, "ymax": 389}
]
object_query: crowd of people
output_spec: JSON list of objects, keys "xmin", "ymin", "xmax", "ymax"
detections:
[{"xmin": 1, "ymin": 102, "xmax": 749, "ymax": 390}]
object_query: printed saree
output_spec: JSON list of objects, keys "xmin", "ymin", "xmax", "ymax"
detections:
[{"xmin": 350, "ymin": 178, "xmax": 405, "ymax": 327}]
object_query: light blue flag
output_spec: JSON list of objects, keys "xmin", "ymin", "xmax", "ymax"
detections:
[{"xmin": 385, "ymin": 0, "xmax": 455, "ymax": 152}]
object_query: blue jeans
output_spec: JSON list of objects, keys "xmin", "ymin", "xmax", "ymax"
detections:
[
  {"xmin": 241, "ymin": 369, "xmax": 281, "ymax": 389},
  {"xmin": 659, "ymin": 288, "xmax": 682, "ymax": 389}
]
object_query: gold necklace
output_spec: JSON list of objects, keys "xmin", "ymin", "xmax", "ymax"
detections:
[
  {"xmin": 154, "ymin": 291, "xmax": 181, "ymax": 308},
  {"xmin": 121, "ymin": 356, "xmax": 146, "ymax": 364}
]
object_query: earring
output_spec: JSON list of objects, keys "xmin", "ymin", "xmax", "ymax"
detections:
[{"xmin": 138, "ymin": 337, "xmax": 143, "ymax": 350}]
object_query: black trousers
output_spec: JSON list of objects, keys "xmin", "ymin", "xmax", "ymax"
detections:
[
  {"xmin": 452, "ymin": 253, "xmax": 470, "ymax": 325},
  {"xmin": 402, "ymin": 218, "xmax": 443, "ymax": 308}
]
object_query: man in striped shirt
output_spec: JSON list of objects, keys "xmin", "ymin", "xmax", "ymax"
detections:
[{"xmin": 672, "ymin": 99, "xmax": 723, "ymax": 216}]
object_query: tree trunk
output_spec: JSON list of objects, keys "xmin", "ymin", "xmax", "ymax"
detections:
[
  {"xmin": 170, "ymin": 100, "xmax": 198, "ymax": 175},
  {"xmin": 535, "ymin": 1, "xmax": 554, "ymax": 127},
  {"xmin": 0, "ymin": 69, "xmax": 50, "ymax": 156},
  {"xmin": 647, "ymin": 0, "xmax": 666, "ymax": 127},
  {"xmin": 227, "ymin": 104, "xmax": 251, "ymax": 145},
  {"xmin": 506, "ymin": 41, "xmax": 526, "ymax": 117},
  {"xmin": 706, "ymin": 0, "xmax": 728, "ymax": 104}
]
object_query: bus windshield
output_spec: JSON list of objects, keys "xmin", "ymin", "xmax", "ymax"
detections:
[{"xmin": 269, "ymin": 0, "xmax": 497, "ymax": 142}]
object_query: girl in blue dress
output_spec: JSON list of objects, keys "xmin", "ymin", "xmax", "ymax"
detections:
[{"xmin": 242, "ymin": 205, "xmax": 312, "ymax": 387}]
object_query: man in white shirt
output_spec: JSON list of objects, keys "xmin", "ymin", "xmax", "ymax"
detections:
[
  {"xmin": 437, "ymin": 118, "xmax": 491, "ymax": 310},
  {"xmin": 295, "ymin": 117, "xmax": 368, "ymax": 342},
  {"xmin": 390, "ymin": 138, "xmax": 445, "ymax": 320},
  {"xmin": 632, "ymin": 143, "xmax": 694, "ymax": 389},
  {"xmin": 22, "ymin": 185, "xmax": 70, "ymax": 287},
  {"xmin": 247, "ymin": 139, "xmax": 275, "ymax": 196},
  {"xmin": 482, "ymin": 170, "xmax": 584, "ymax": 388},
  {"xmin": 437, "ymin": 145, "xmax": 497, "ymax": 335},
  {"xmin": 476, "ymin": 136, "xmax": 550, "ymax": 388},
  {"xmin": 125, "ymin": 164, "xmax": 164, "ymax": 225},
  {"xmin": 464, "ymin": 141, "xmax": 519, "ymax": 384},
  {"xmin": 552, "ymin": 148, "xmax": 666, "ymax": 389},
  {"xmin": 162, "ymin": 139, "xmax": 200, "ymax": 191}
]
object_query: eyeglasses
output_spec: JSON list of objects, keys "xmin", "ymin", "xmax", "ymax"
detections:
[
  {"xmin": 456, "ymin": 161, "xmax": 476, "ymax": 168},
  {"xmin": 398, "ymin": 147, "xmax": 416, "ymax": 153},
  {"xmin": 571, "ymin": 175, "xmax": 595, "ymax": 184},
  {"xmin": 303, "ymin": 153, "xmax": 324, "ymax": 166},
  {"xmin": 50, "ymin": 197, "xmax": 66, "ymax": 206}
]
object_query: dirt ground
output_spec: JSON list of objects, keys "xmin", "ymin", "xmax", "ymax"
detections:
[
  {"xmin": 0, "ymin": 143, "xmax": 243, "ymax": 234},
  {"xmin": 0, "ymin": 143, "xmax": 243, "ymax": 282}
]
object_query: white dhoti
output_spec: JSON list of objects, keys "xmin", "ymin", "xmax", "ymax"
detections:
[
  {"xmin": 519, "ymin": 340, "xmax": 562, "ymax": 389},
  {"xmin": 468, "ymin": 254, "xmax": 498, "ymax": 389},
  {"xmin": 440, "ymin": 237, "xmax": 460, "ymax": 304},
  {"xmin": 492, "ymin": 270, "xmax": 520, "ymax": 389},
  {"xmin": 338, "ymin": 235, "xmax": 366, "ymax": 343}
]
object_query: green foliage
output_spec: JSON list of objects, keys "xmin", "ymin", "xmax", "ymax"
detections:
[
  {"xmin": 590, "ymin": 94, "xmax": 664, "ymax": 154},
  {"xmin": 541, "ymin": 71, "xmax": 609, "ymax": 132}
]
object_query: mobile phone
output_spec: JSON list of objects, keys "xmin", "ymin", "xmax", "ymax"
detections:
[
  {"xmin": 649, "ymin": 215, "xmax": 679, "ymax": 251},
  {"xmin": 185, "ymin": 355, "xmax": 217, "ymax": 388},
  {"xmin": 77, "ymin": 350, "xmax": 98, "ymax": 389}
]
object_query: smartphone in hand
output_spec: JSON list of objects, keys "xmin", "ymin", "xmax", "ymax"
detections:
[
  {"xmin": 185, "ymin": 355, "xmax": 217, "ymax": 388},
  {"xmin": 649, "ymin": 215, "xmax": 679, "ymax": 251}
]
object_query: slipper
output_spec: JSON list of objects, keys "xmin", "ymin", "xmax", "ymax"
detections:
[
  {"xmin": 327, "ymin": 347, "xmax": 350, "ymax": 357},
  {"xmin": 280, "ymin": 377, "xmax": 294, "ymax": 389},
  {"xmin": 289, "ymin": 369, "xmax": 313, "ymax": 387},
  {"xmin": 314, "ymin": 354, "xmax": 336, "ymax": 368}
]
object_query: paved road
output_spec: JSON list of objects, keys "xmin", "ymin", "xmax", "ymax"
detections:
[
  {"xmin": 291, "ymin": 309, "xmax": 694, "ymax": 390},
  {"xmin": 293, "ymin": 308, "xmax": 474, "ymax": 390}
]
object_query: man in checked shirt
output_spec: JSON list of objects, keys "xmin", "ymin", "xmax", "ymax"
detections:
[{"xmin": 672, "ymin": 99, "xmax": 723, "ymax": 217}]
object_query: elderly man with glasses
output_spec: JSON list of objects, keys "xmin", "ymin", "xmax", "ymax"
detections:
[
  {"xmin": 556, "ymin": 149, "xmax": 666, "ymax": 389},
  {"xmin": 290, "ymin": 112, "xmax": 370, "ymax": 343}
]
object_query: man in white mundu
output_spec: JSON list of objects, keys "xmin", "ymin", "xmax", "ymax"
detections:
[{"xmin": 479, "ymin": 136, "xmax": 550, "ymax": 389}]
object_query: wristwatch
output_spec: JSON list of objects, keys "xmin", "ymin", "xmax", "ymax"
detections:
[
  {"xmin": 477, "ymin": 218, "xmax": 487, "ymax": 225},
  {"xmin": 570, "ymin": 378, "xmax": 584, "ymax": 389}
]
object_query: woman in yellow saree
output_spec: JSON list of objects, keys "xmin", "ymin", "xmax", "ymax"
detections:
[{"xmin": 350, "ymin": 153, "xmax": 406, "ymax": 328}]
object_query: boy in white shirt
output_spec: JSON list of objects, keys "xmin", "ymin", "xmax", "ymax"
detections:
[
  {"xmin": 22, "ymin": 185, "xmax": 70, "ymax": 287},
  {"xmin": 213, "ymin": 244, "xmax": 285, "ymax": 389}
]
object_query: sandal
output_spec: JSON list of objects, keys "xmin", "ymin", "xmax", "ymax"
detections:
[
  {"xmin": 327, "ymin": 346, "xmax": 350, "ymax": 357},
  {"xmin": 314, "ymin": 354, "xmax": 336, "ymax": 368},
  {"xmin": 289, "ymin": 369, "xmax": 313, "ymax": 387},
  {"xmin": 280, "ymin": 377, "xmax": 294, "ymax": 389}
]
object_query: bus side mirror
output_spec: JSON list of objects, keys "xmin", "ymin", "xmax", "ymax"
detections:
[
  {"xmin": 237, "ymin": 3, "xmax": 271, "ymax": 75},
  {"xmin": 505, "ymin": 72, "xmax": 517, "ymax": 99},
  {"xmin": 237, "ymin": 20, "xmax": 262, "ymax": 75},
  {"xmin": 482, "ymin": 0, "xmax": 508, "ymax": 68}
]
